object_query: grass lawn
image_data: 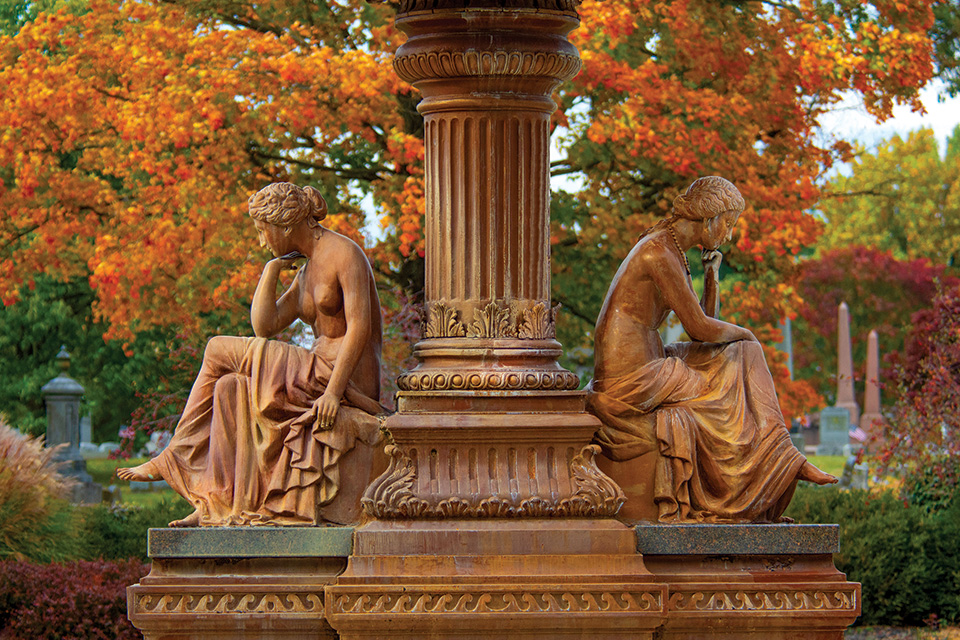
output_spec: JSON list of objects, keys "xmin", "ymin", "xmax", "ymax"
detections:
[
  {"xmin": 85, "ymin": 456, "xmax": 185, "ymax": 508},
  {"xmin": 805, "ymin": 454, "xmax": 846, "ymax": 478},
  {"xmin": 847, "ymin": 627, "xmax": 960, "ymax": 639}
]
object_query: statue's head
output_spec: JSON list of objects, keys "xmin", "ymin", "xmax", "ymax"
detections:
[
  {"xmin": 673, "ymin": 176, "xmax": 744, "ymax": 250},
  {"xmin": 248, "ymin": 182, "xmax": 328, "ymax": 228}
]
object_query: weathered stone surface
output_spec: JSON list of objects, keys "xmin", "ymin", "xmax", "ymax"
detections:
[
  {"xmin": 635, "ymin": 524, "xmax": 839, "ymax": 555},
  {"xmin": 129, "ymin": 528, "xmax": 352, "ymax": 640},
  {"xmin": 148, "ymin": 526, "xmax": 354, "ymax": 558}
]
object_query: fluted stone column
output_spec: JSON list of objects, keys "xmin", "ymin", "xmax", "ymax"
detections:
[
  {"xmin": 327, "ymin": 5, "xmax": 651, "ymax": 637},
  {"xmin": 362, "ymin": 0, "xmax": 619, "ymax": 520}
]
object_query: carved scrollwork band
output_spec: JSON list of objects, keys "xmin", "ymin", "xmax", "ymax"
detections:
[
  {"xmin": 135, "ymin": 592, "xmax": 323, "ymax": 615},
  {"xmin": 395, "ymin": 50, "xmax": 581, "ymax": 84},
  {"xmin": 668, "ymin": 589, "xmax": 858, "ymax": 612},
  {"xmin": 362, "ymin": 444, "xmax": 625, "ymax": 518},
  {"xmin": 397, "ymin": 369, "xmax": 580, "ymax": 392},
  {"xmin": 392, "ymin": 0, "xmax": 581, "ymax": 16},
  {"xmin": 423, "ymin": 300, "xmax": 560, "ymax": 340},
  {"xmin": 332, "ymin": 589, "xmax": 660, "ymax": 615}
]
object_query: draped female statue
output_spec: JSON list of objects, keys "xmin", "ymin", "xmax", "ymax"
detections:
[
  {"xmin": 588, "ymin": 176, "xmax": 836, "ymax": 523},
  {"xmin": 118, "ymin": 183, "xmax": 385, "ymax": 526}
]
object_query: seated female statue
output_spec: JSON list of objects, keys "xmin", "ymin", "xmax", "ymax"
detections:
[
  {"xmin": 588, "ymin": 176, "xmax": 836, "ymax": 524},
  {"xmin": 118, "ymin": 182, "xmax": 385, "ymax": 527}
]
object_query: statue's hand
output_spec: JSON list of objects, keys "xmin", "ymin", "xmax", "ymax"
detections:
[
  {"xmin": 271, "ymin": 251, "xmax": 306, "ymax": 271},
  {"xmin": 701, "ymin": 249, "xmax": 723, "ymax": 272},
  {"xmin": 315, "ymin": 390, "xmax": 341, "ymax": 429}
]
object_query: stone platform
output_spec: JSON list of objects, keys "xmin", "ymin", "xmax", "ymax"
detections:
[
  {"xmin": 127, "ymin": 527, "xmax": 353, "ymax": 640},
  {"xmin": 127, "ymin": 523, "xmax": 859, "ymax": 639},
  {"xmin": 637, "ymin": 524, "xmax": 860, "ymax": 639}
]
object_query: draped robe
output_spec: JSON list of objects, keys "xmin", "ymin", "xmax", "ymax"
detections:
[
  {"xmin": 153, "ymin": 336, "xmax": 382, "ymax": 526},
  {"xmin": 589, "ymin": 340, "xmax": 804, "ymax": 523}
]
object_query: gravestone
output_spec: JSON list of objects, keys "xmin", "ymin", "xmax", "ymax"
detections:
[
  {"xmin": 838, "ymin": 455, "xmax": 869, "ymax": 490},
  {"xmin": 41, "ymin": 347, "xmax": 102, "ymax": 505},
  {"xmin": 817, "ymin": 406, "xmax": 851, "ymax": 456}
]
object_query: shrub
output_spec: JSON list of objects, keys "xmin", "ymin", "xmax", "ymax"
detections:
[
  {"xmin": 77, "ymin": 499, "xmax": 194, "ymax": 561},
  {"xmin": 787, "ymin": 485, "xmax": 960, "ymax": 626},
  {"xmin": 0, "ymin": 419, "xmax": 80, "ymax": 562},
  {"xmin": 0, "ymin": 558, "xmax": 146, "ymax": 640}
]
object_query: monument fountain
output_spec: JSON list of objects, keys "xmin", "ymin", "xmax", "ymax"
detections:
[{"xmin": 126, "ymin": 1, "xmax": 860, "ymax": 638}]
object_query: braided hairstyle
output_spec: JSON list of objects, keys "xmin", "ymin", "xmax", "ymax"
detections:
[
  {"xmin": 248, "ymin": 182, "xmax": 328, "ymax": 228},
  {"xmin": 638, "ymin": 176, "xmax": 744, "ymax": 241}
]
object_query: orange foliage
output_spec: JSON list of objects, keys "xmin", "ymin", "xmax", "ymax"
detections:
[{"xmin": 0, "ymin": 1, "xmax": 938, "ymax": 422}]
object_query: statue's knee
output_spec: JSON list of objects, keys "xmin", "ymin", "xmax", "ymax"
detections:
[
  {"xmin": 742, "ymin": 340, "xmax": 764, "ymax": 358},
  {"xmin": 205, "ymin": 336, "xmax": 232, "ymax": 358}
]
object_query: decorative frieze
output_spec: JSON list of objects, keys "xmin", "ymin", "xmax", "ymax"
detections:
[
  {"xmin": 362, "ymin": 444, "xmax": 624, "ymax": 519},
  {"xmin": 135, "ymin": 592, "xmax": 324, "ymax": 615},
  {"xmin": 394, "ymin": 50, "xmax": 581, "ymax": 84},
  {"xmin": 332, "ymin": 589, "xmax": 660, "ymax": 615},
  {"xmin": 668, "ymin": 589, "xmax": 858, "ymax": 612},
  {"xmin": 421, "ymin": 299, "xmax": 560, "ymax": 340}
]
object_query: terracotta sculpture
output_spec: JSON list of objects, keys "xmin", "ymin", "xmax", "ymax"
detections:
[
  {"xmin": 588, "ymin": 176, "xmax": 836, "ymax": 524},
  {"xmin": 118, "ymin": 183, "xmax": 385, "ymax": 526}
]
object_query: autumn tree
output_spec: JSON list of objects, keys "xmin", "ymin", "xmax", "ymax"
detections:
[
  {"xmin": 873, "ymin": 284, "xmax": 960, "ymax": 510},
  {"xmin": 550, "ymin": 0, "xmax": 936, "ymax": 420},
  {"xmin": 792, "ymin": 246, "xmax": 958, "ymax": 403},
  {"xmin": 816, "ymin": 126, "xmax": 960, "ymax": 267},
  {"xmin": 0, "ymin": 0, "xmax": 941, "ymax": 430}
]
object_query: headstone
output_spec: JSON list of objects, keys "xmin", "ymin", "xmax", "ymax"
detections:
[
  {"xmin": 79, "ymin": 415, "xmax": 92, "ymax": 444},
  {"xmin": 817, "ymin": 406, "xmax": 851, "ymax": 456},
  {"xmin": 837, "ymin": 455, "xmax": 869, "ymax": 490},
  {"xmin": 40, "ymin": 346, "xmax": 102, "ymax": 505},
  {"xmin": 860, "ymin": 329, "xmax": 884, "ymax": 441},
  {"xmin": 835, "ymin": 302, "xmax": 860, "ymax": 427}
]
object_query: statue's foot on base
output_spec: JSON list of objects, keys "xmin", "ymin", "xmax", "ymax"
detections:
[
  {"xmin": 798, "ymin": 461, "xmax": 838, "ymax": 485},
  {"xmin": 776, "ymin": 515, "xmax": 796, "ymax": 524},
  {"xmin": 117, "ymin": 459, "xmax": 163, "ymax": 482},
  {"xmin": 169, "ymin": 509, "xmax": 201, "ymax": 528}
]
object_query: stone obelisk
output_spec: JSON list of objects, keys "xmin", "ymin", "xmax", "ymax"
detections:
[
  {"xmin": 860, "ymin": 329, "xmax": 883, "ymax": 438},
  {"xmin": 835, "ymin": 301, "xmax": 860, "ymax": 426}
]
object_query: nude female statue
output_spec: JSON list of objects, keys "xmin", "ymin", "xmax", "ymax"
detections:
[
  {"xmin": 588, "ymin": 176, "xmax": 836, "ymax": 523},
  {"xmin": 118, "ymin": 183, "xmax": 384, "ymax": 526}
]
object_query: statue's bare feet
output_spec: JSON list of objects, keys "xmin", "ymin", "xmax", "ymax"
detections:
[
  {"xmin": 116, "ymin": 459, "xmax": 162, "ymax": 482},
  {"xmin": 797, "ymin": 461, "xmax": 838, "ymax": 485},
  {"xmin": 776, "ymin": 516, "xmax": 796, "ymax": 524},
  {"xmin": 169, "ymin": 509, "xmax": 201, "ymax": 528}
]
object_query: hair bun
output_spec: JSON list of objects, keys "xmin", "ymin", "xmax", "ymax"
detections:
[{"xmin": 302, "ymin": 186, "xmax": 328, "ymax": 221}]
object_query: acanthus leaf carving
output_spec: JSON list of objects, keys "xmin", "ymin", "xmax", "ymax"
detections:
[
  {"xmin": 425, "ymin": 301, "xmax": 466, "ymax": 338},
  {"xmin": 566, "ymin": 444, "xmax": 626, "ymax": 516},
  {"xmin": 518, "ymin": 301, "xmax": 551, "ymax": 339},
  {"xmin": 467, "ymin": 302, "xmax": 516, "ymax": 338}
]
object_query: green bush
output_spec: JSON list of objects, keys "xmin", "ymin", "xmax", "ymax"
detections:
[
  {"xmin": 76, "ymin": 499, "xmax": 194, "ymax": 561},
  {"xmin": 0, "ymin": 420, "xmax": 80, "ymax": 562},
  {"xmin": 786, "ymin": 485, "xmax": 960, "ymax": 626}
]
